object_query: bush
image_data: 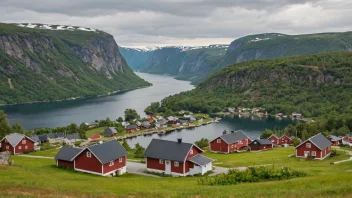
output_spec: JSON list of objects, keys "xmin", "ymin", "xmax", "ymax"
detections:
[
  {"xmin": 330, "ymin": 149, "xmax": 339, "ymax": 158},
  {"xmin": 195, "ymin": 138, "xmax": 209, "ymax": 149},
  {"xmin": 198, "ymin": 166, "xmax": 306, "ymax": 186}
]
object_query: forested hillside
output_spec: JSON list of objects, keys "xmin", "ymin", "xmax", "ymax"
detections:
[
  {"xmin": 0, "ymin": 23, "xmax": 150, "ymax": 105},
  {"xmin": 152, "ymin": 52, "xmax": 352, "ymax": 117}
]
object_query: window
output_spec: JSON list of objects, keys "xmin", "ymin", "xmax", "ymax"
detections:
[
  {"xmin": 5, "ymin": 139, "xmax": 8, "ymax": 142},
  {"xmin": 271, "ymin": 140, "xmax": 274, "ymax": 143},
  {"xmin": 86, "ymin": 152, "xmax": 91, "ymax": 158},
  {"xmin": 159, "ymin": 159, "xmax": 164, "ymax": 164},
  {"xmin": 217, "ymin": 139, "xmax": 221, "ymax": 143},
  {"xmin": 231, "ymin": 144, "xmax": 234, "ymax": 148},
  {"xmin": 174, "ymin": 161, "xmax": 179, "ymax": 167},
  {"xmin": 6, "ymin": 146, "xmax": 9, "ymax": 150},
  {"xmin": 109, "ymin": 161, "xmax": 114, "ymax": 166},
  {"xmin": 190, "ymin": 150, "xmax": 193, "ymax": 155},
  {"xmin": 25, "ymin": 146, "xmax": 28, "ymax": 150},
  {"xmin": 18, "ymin": 146, "xmax": 22, "ymax": 149},
  {"xmin": 22, "ymin": 140, "xmax": 26, "ymax": 144},
  {"xmin": 311, "ymin": 151, "xmax": 316, "ymax": 156},
  {"xmin": 119, "ymin": 158, "xmax": 123, "ymax": 163},
  {"xmin": 306, "ymin": 143, "xmax": 311, "ymax": 148}
]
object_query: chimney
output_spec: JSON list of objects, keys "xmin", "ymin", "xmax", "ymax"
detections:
[{"xmin": 177, "ymin": 138, "xmax": 182, "ymax": 143}]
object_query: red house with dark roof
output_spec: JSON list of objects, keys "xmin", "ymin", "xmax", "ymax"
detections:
[
  {"xmin": 144, "ymin": 139, "xmax": 213, "ymax": 176},
  {"xmin": 210, "ymin": 130, "xmax": 251, "ymax": 153},
  {"xmin": 0, "ymin": 133, "xmax": 35, "ymax": 155},
  {"xmin": 249, "ymin": 139, "xmax": 273, "ymax": 151},
  {"xmin": 55, "ymin": 140, "xmax": 128, "ymax": 176},
  {"xmin": 279, "ymin": 135, "xmax": 292, "ymax": 145},
  {"xmin": 295, "ymin": 133, "xmax": 332, "ymax": 160},
  {"xmin": 268, "ymin": 134, "xmax": 279, "ymax": 145}
]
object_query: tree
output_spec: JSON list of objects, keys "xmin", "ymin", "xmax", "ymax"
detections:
[
  {"xmin": 284, "ymin": 124, "xmax": 296, "ymax": 137},
  {"xmin": 11, "ymin": 121, "xmax": 25, "ymax": 134},
  {"xmin": 144, "ymin": 102, "xmax": 160, "ymax": 115},
  {"xmin": 134, "ymin": 143, "xmax": 145, "ymax": 158},
  {"xmin": 105, "ymin": 117, "xmax": 113, "ymax": 127},
  {"xmin": 336, "ymin": 126, "xmax": 350, "ymax": 136},
  {"xmin": 260, "ymin": 129, "xmax": 273, "ymax": 139},
  {"xmin": 195, "ymin": 138, "xmax": 209, "ymax": 149},
  {"xmin": 0, "ymin": 110, "xmax": 11, "ymax": 139},
  {"xmin": 122, "ymin": 140, "xmax": 131, "ymax": 151},
  {"xmin": 66, "ymin": 123, "xmax": 78, "ymax": 134},
  {"xmin": 124, "ymin": 109, "xmax": 140, "ymax": 122},
  {"xmin": 292, "ymin": 137, "xmax": 300, "ymax": 147},
  {"xmin": 117, "ymin": 117, "xmax": 124, "ymax": 122},
  {"xmin": 78, "ymin": 123, "xmax": 88, "ymax": 139},
  {"xmin": 223, "ymin": 130, "xmax": 227, "ymax": 135}
]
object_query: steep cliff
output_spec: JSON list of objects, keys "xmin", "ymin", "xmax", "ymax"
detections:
[
  {"xmin": 0, "ymin": 23, "xmax": 150, "ymax": 105},
  {"xmin": 157, "ymin": 52, "xmax": 352, "ymax": 117}
]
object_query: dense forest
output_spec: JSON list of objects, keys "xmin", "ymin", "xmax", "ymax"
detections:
[
  {"xmin": 0, "ymin": 23, "xmax": 150, "ymax": 105},
  {"xmin": 147, "ymin": 52, "xmax": 352, "ymax": 118}
]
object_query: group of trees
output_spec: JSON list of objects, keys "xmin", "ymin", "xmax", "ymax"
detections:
[{"xmin": 121, "ymin": 140, "xmax": 145, "ymax": 158}]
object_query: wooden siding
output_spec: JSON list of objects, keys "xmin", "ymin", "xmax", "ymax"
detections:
[
  {"xmin": 103, "ymin": 156, "xmax": 126, "ymax": 174},
  {"xmin": 296, "ymin": 140, "xmax": 331, "ymax": 159},
  {"xmin": 14, "ymin": 137, "xmax": 35, "ymax": 154},
  {"xmin": 268, "ymin": 136, "xmax": 279, "ymax": 145},
  {"xmin": 250, "ymin": 144, "xmax": 273, "ymax": 151},
  {"xmin": 0, "ymin": 139, "xmax": 14, "ymax": 154},
  {"xmin": 210, "ymin": 138, "xmax": 229, "ymax": 153},
  {"xmin": 75, "ymin": 149, "xmax": 102, "ymax": 174},
  {"xmin": 171, "ymin": 161, "xmax": 184, "ymax": 174},
  {"xmin": 147, "ymin": 157, "xmax": 165, "ymax": 171},
  {"xmin": 58, "ymin": 160, "xmax": 74, "ymax": 169}
]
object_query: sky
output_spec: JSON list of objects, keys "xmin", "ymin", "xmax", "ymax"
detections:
[{"xmin": 1, "ymin": 0, "xmax": 352, "ymax": 48}]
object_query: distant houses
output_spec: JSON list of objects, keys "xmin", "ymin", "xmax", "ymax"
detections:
[
  {"xmin": 209, "ymin": 130, "xmax": 251, "ymax": 153},
  {"xmin": 295, "ymin": 133, "xmax": 332, "ymax": 160},
  {"xmin": 249, "ymin": 139, "xmax": 273, "ymax": 151},
  {"xmin": 55, "ymin": 140, "xmax": 128, "ymax": 176},
  {"xmin": 126, "ymin": 124, "xmax": 138, "ymax": 133},
  {"xmin": 144, "ymin": 139, "xmax": 213, "ymax": 176},
  {"xmin": 104, "ymin": 127, "xmax": 118, "ymax": 137},
  {"xmin": 268, "ymin": 134, "xmax": 279, "ymax": 145},
  {"xmin": 0, "ymin": 133, "xmax": 36, "ymax": 155}
]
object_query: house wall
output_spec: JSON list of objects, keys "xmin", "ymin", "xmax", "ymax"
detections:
[
  {"xmin": 14, "ymin": 137, "xmax": 35, "ymax": 154},
  {"xmin": 58, "ymin": 160, "xmax": 74, "ymax": 169},
  {"xmin": 0, "ymin": 139, "xmax": 14, "ymax": 154},
  {"xmin": 171, "ymin": 161, "xmax": 184, "ymax": 174},
  {"xmin": 127, "ymin": 128, "xmax": 137, "ymax": 133},
  {"xmin": 279, "ymin": 135, "xmax": 291, "ymax": 145},
  {"xmin": 184, "ymin": 146, "xmax": 201, "ymax": 173},
  {"xmin": 210, "ymin": 138, "xmax": 229, "ymax": 153},
  {"xmin": 75, "ymin": 149, "xmax": 102, "ymax": 174},
  {"xmin": 250, "ymin": 144, "xmax": 272, "ymax": 151},
  {"xmin": 103, "ymin": 156, "xmax": 126, "ymax": 174},
  {"xmin": 296, "ymin": 140, "xmax": 322, "ymax": 159},
  {"xmin": 268, "ymin": 136, "xmax": 279, "ymax": 145},
  {"xmin": 146, "ymin": 157, "xmax": 165, "ymax": 171}
]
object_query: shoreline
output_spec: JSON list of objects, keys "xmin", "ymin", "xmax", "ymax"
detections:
[{"xmin": 0, "ymin": 85, "xmax": 152, "ymax": 107}]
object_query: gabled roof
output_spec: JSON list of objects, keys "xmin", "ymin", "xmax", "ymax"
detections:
[
  {"xmin": 249, "ymin": 139, "xmax": 273, "ymax": 145},
  {"xmin": 47, "ymin": 133, "xmax": 56, "ymax": 139},
  {"xmin": 66, "ymin": 133, "xmax": 81, "ymax": 140},
  {"xmin": 280, "ymin": 135, "xmax": 290, "ymax": 139},
  {"xmin": 55, "ymin": 132, "xmax": 65, "ymax": 138},
  {"xmin": 88, "ymin": 140, "xmax": 128, "ymax": 164},
  {"xmin": 1, "ymin": 133, "xmax": 35, "ymax": 147},
  {"xmin": 188, "ymin": 154, "xmax": 213, "ymax": 166},
  {"xmin": 295, "ymin": 133, "xmax": 332, "ymax": 150},
  {"xmin": 268, "ymin": 134, "xmax": 279, "ymax": 139},
  {"xmin": 104, "ymin": 127, "xmax": 117, "ymax": 135},
  {"xmin": 142, "ymin": 121, "xmax": 151, "ymax": 126},
  {"xmin": 30, "ymin": 135, "xmax": 40, "ymax": 143},
  {"xmin": 55, "ymin": 146, "xmax": 83, "ymax": 161},
  {"xmin": 144, "ymin": 139, "xmax": 202, "ymax": 162},
  {"xmin": 127, "ymin": 124, "xmax": 138, "ymax": 129},
  {"xmin": 38, "ymin": 134, "xmax": 49, "ymax": 142},
  {"xmin": 328, "ymin": 135, "xmax": 342, "ymax": 141},
  {"xmin": 214, "ymin": 130, "xmax": 250, "ymax": 144}
]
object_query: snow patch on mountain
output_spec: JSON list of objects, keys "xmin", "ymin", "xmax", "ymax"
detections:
[{"xmin": 16, "ymin": 23, "xmax": 98, "ymax": 32}]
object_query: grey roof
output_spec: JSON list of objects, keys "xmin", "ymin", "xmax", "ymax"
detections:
[
  {"xmin": 55, "ymin": 146, "xmax": 83, "ymax": 161},
  {"xmin": 189, "ymin": 116, "xmax": 196, "ymax": 121},
  {"xmin": 329, "ymin": 135, "xmax": 342, "ymax": 141},
  {"xmin": 55, "ymin": 132, "xmax": 65, "ymax": 138},
  {"xmin": 178, "ymin": 119, "xmax": 188, "ymax": 124},
  {"xmin": 296, "ymin": 133, "xmax": 332, "ymax": 150},
  {"xmin": 142, "ymin": 121, "xmax": 151, "ymax": 126},
  {"xmin": 217, "ymin": 130, "xmax": 250, "ymax": 144},
  {"xmin": 188, "ymin": 154, "xmax": 213, "ymax": 166},
  {"xmin": 47, "ymin": 133, "xmax": 55, "ymax": 139},
  {"xmin": 104, "ymin": 127, "xmax": 117, "ymax": 135},
  {"xmin": 249, "ymin": 139, "xmax": 273, "ymax": 145},
  {"xmin": 2, "ymin": 133, "xmax": 34, "ymax": 147},
  {"xmin": 144, "ymin": 139, "xmax": 199, "ymax": 162},
  {"xmin": 38, "ymin": 134, "xmax": 49, "ymax": 142},
  {"xmin": 127, "ymin": 124, "xmax": 138, "ymax": 129},
  {"xmin": 158, "ymin": 119, "xmax": 168, "ymax": 125},
  {"xmin": 30, "ymin": 135, "xmax": 40, "ymax": 143},
  {"xmin": 66, "ymin": 133, "xmax": 81, "ymax": 140},
  {"xmin": 88, "ymin": 140, "xmax": 127, "ymax": 164}
]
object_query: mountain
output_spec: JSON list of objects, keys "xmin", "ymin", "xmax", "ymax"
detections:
[
  {"xmin": 120, "ymin": 45, "xmax": 228, "ymax": 81},
  {"xmin": 0, "ymin": 23, "xmax": 150, "ymax": 105},
  {"xmin": 153, "ymin": 52, "xmax": 352, "ymax": 118},
  {"xmin": 121, "ymin": 32, "xmax": 352, "ymax": 84}
]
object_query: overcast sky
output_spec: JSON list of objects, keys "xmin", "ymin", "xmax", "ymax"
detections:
[{"xmin": 1, "ymin": 0, "xmax": 351, "ymax": 48}]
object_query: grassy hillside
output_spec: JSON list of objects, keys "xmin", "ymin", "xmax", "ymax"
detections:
[
  {"xmin": 156, "ymin": 52, "xmax": 352, "ymax": 117},
  {"xmin": 0, "ymin": 23, "xmax": 150, "ymax": 105}
]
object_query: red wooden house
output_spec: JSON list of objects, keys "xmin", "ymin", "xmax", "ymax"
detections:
[
  {"xmin": 342, "ymin": 134, "xmax": 352, "ymax": 143},
  {"xmin": 279, "ymin": 135, "xmax": 292, "ymax": 145},
  {"xmin": 295, "ymin": 133, "xmax": 332, "ymax": 160},
  {"xmin": 104, "ymin": 127, "xmax": 118, "ymax": 137},
  {"xmin": 55, "ymin": 140, "xmax": 128, "ymax": 176},
  {"xmin": 209, "ymin": 130, "xmax": 251, "ymax": 153},
  {"xmin": 327, "ymin": 135, "xmax": 342, "ymax": 146},
  {"xmin": 0, "ymin": 133, "xmax": 35, "ymax": 155},
  {"xmin": 126, "ymin": 124, "xmax": 138, "ymax": 133},
  {"xmin": 249, "ymin": 139, "xmax": 273, "ymax": 151},
  {"xmin": 144, "ymin": 139, "xmax": 213, "ymax": 176},
  {"xmin": 268, "ymin": 134, "xmax": 279, "ymax": 145}
]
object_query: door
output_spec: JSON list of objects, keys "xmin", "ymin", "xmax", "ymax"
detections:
[
  {"xmin": 165, "ymin": 160, "xmax": 171, "ymax": 174},
  {"xmin": 304, "ymin": 151, "xmax": 310, "ymax": 157}
]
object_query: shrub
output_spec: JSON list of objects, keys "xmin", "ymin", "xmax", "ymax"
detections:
[{"xmin": 330, "ymin": 149, "xmax": 339, "ymax": 158}]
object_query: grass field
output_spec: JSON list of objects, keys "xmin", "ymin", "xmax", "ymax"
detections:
[{"xmin": 1, "ymin": 147, "xmax": 351, "ymax": 197}]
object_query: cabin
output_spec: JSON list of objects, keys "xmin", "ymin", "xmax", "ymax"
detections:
[
  {"xmin": 268, "ymin": 134, "xmax": 279, "ymax": 145},
  {"xmin": 65, "ymin": 133, "xmax": 81, "ymax": 144},
  {"xmin": 178, "ymin": 119, "xmax": 189, "ymax": 126},
  {"xmin": 167, "ymin": 116, "xmax": 178, "ymax": 125},
  {"xmin": 342, "ymin": 134, "xmax": 352, "ymax": 143},
  {"xmin": 249, "ymin": 139, "xmax": 273, "ymax": 151},
  {"xmin": 209, "ymin": 130, "xmax": 251, "ymax": 153},
  {"xmin": 0, "ymin": 133, "xmax": 35, "ymax": 155},
  {"xmin": 146, "ymin": 117, "xmax": 155, "ymax": 122},
  {"xmin": 84, "ymin": 122, "xmax": 98, "ymax": 128},
  {"xmin": 295, "ymin": 133, "xmax": 332, "ymax": 160},
  {"xmin": 38, "ymin": 134, "xmax": 49, "ymax": 144},
  {"xmin": 104, "ymin": 127, "xmax": 118, "ymax": 137},
  {"xmin": 327, "ymin": 135, "xmax": 342, "ymax": 146},
  {"xmin": 126, "ymin": 124, "xmax": 138, "ymax": 133},
  {"xmin": 55, "ymin": 140, "xmax": 128, "ymax": 176},
  {"xmin": 144, "ymin": 139, "xmax": 213, "ymax": 176},
  {"xmin": 279, "ymin": 135, "xmax": 292, "ymax": 145},
  {"xmin": 55, "ymin": 132, "xmax": 65, "ymax": 139},
  {"xmin": 141, "ymin": 121, "xmax": 151, "ymax": 129}
]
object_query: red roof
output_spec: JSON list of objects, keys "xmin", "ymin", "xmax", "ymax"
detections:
[
  {"xmin": 90, "ymin": 135, "xmax": 101, "ymax": 140},
  {"xmin": 146, "ymin": 117, "xmax": 154, "ymax": 122}
]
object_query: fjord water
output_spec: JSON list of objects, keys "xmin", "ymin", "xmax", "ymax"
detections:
[
  {"xmin": 1, "ymin": 72, "xmax": 194, "ymax": 129},
  {"xmin": 1, "ymin": 72, "xmax": 293, "ymax": 146}
]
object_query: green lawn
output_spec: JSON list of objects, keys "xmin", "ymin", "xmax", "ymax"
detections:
[
  {"xmin": 1, "ymin": 147, "xmax": 351, "ymax": 197},
  {"xmin": 27, "ymin": 148, "xmax": 59, "ymax": 157}
]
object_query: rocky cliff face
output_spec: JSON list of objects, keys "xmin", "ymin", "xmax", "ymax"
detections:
[{"xmin": 0, "ymin": 23, "xmax": 149, "ymax": 105}]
